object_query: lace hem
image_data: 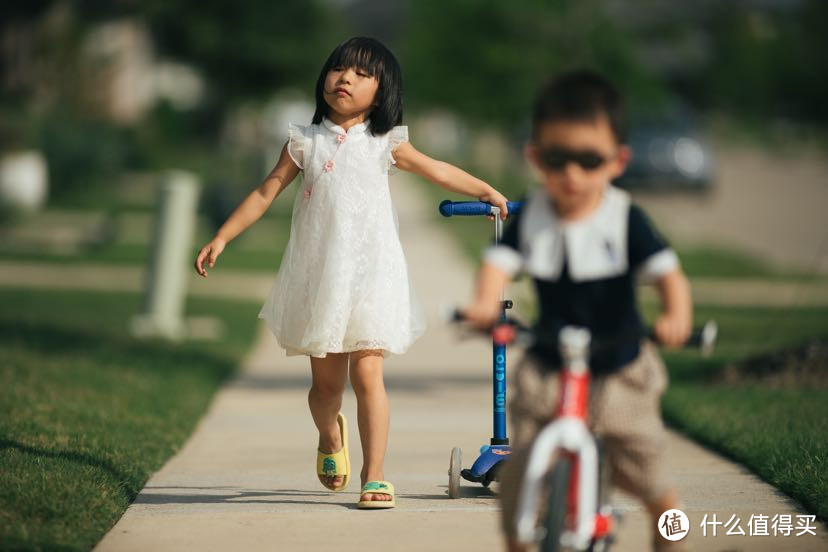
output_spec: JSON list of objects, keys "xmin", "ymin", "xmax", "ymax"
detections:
[{"xmin": 281, "ymin": 336, "xmax": 422, "ymax": 358}]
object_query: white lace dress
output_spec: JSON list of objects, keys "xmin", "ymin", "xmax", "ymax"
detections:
[{"xmin": 259, "ymin": 118, "xmax": 426, "ymax": 357}]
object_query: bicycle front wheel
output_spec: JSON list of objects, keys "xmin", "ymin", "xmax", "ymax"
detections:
[{"xmin": 540, "ymin": 456, "xmax": 572, "ymax": 552}]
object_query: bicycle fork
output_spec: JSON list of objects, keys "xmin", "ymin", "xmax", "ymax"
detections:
[
  {"xmin": 515, "ymin": 418, "xmax": 599, "ymax": 549},
  {"xmin": 514, "ymin": 327, "xmax": 614, "ymax": 550}
]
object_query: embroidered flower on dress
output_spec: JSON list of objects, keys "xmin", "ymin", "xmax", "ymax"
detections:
[
  {"xmin": 324, "ymin": 160, "xmax": 335, "ymax": 172},
  {"xmin": 336, "ymin": 134, "xmax": 346, "ymax": 144},
  {"xmin": 304, "ymin": 187, "xmax": 312, "ymax": 199}
]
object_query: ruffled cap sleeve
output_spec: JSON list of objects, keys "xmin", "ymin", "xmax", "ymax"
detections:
[
  {"xmin": 386, "ymin": 125, "xmax": 409, "ymax": 174},
  {"xmin": 286, "ymin": 123, "xmax": 310, "ymax": 170}
]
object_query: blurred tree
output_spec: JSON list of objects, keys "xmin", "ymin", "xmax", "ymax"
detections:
[
  {"xmin": 2, "ymin": 0, "xmax": 340, "ymax": 106},
  {"xmin": 0, "ymin": 0, "xmax": 344, "ymax": 204},
  {"xmin": 611, "ymin": 0, "xmax": 828, "ymax": 129},
  {"xmin": 702, "ymin": 0, "xmax": 828, "ymax": 126},
  {"xmin": 1, "ymin": 3, "xmax": 85, "ymax": 118},
  {"xmin": 139, "ymin": 0, "xmax": 339, "ymax": 104},
  {"xmin": 397, "ymin": 0, "xmax": 666, "ymax": 130}
]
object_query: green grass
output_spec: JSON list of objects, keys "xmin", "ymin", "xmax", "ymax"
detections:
[
  {"xmin": 0, "ymin": 288, "xmax": 261, "ymax": 551},
  {"xmin": 678, "ymin": 246, "xmax": 826, "ymax": 281},
  {"xmin": 0, "ymin": 243, "xmax": 287, "ymax": 273},
  {"xmin": 644, "ymin": 303, "xmax": 828, "ymax": 364},
  {"xmin": 656, "ymin": 304, "xmax": 828, "ymax": 520},
  {"xmin": 0, "ymin": 208, "xmax": 293, "ymax": 273},
  {"xmin": 663, "ymin": 384, "xmax": 827, "ymax": 520}
]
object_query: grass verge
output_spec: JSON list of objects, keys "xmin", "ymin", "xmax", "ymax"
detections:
[
  {"xmin": 0, "ymin": 208, "xmax": 292, "ymax": 273},
  {"xmin": 0, "ymin": 243, "xmax": 286, "ymax": 273},
  {"xmin": 0, "ymin": 288, "xmax": 260, "ymax": 551},
  {"xmin": 656, "ymin": 304, "xmax": 828, "ymax": 520}
]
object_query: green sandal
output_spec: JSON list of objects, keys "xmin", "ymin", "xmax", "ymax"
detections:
[
  {"xmin": 316, "ymin": 413, "xmax": 349, "ymax": 492},
  {"xmin": 357, "ymin": 480, "xmax": 395, "ymax": 509}
]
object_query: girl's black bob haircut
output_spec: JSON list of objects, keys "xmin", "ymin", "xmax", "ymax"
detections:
[{"xmin": 312, "ymin": 37, "xmax": 403, "ymax": 136}]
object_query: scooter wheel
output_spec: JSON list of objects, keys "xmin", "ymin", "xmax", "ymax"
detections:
[{"xmin": 448, "ymin": 447, "xmax": 462, "ymax": 499}]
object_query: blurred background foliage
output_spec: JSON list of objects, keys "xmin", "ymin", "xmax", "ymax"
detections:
[
  {"xmin": 1, "ymin": 0, "xmax": 826, "ymax": 208},
  {"xmin": 398, "ymin": 0, "xmax": 666, "ymax": 126}
]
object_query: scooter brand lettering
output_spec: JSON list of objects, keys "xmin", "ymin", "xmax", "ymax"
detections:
[{"xmin": 495, "ymin": 352, "xmax": 506, "ymax": 412}]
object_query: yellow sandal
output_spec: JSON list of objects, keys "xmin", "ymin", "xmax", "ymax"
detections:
[
  {"xmin": 316, "ymin": 413, "xmax": 350, "ymax": 492},
  {"xmin": 357, "ymin": 480, "xmax": 395, "ymax": 509}
]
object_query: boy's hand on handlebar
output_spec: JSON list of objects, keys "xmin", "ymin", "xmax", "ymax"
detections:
[
  {"xmin": 195, "ymin": 237, "xmax": 226, "ymax": 277},
  {"xmin": 479, "ymin": 189, "xmax": 509, "ymax": 220},
  {"xmin": 654, "ymin": 311, "xmax": 692, "ymax": 349},
  {"xmin": 460, "ymin": 302, "xmax": 502, "ymax": 330}
]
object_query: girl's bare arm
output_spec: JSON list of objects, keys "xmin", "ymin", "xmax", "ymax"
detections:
[
  {"xmin": 195, "ymin": 143, "xmax": 300, "ymax": 276},
  {"xmin": 392, "ymin": 142, "xmax": 509, "ymax": 219}
]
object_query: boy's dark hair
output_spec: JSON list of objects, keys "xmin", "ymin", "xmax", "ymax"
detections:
[
  {"xmin": 532, "ymin": 70, "xmax": 626, "ymax": 143},
  {"xmin": 312, "ymin": 37, "xmax": 403, "ymax": 136}
]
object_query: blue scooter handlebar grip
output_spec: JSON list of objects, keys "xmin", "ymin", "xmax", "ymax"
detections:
[
  {"xmin": 439, "ymin": 200, "xmax": 522, "ymax": 217},
  {"xmin": 439, "ymin": 200, "xmax": 491, "ymax": 217}
]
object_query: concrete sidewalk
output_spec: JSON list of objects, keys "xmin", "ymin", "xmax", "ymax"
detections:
[{"xmin": 93, "ymin": 179, "xmax": 826, "ymax": 552}]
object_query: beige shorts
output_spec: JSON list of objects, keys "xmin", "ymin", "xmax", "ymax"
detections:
[{"xmin": 499, "ymin": 342, "xmax": 673, "ymax": 537}]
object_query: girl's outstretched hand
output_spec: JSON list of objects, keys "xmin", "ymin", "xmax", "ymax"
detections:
[
  {"xmin": 195, "ymin": 237, "xmax": 226, "ymax": 277},
  {"xmin": 479, "ymin": 188, "xmax": 509, "ymax": 220}
]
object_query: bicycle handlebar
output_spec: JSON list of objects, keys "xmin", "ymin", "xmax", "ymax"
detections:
[
  {"xmin": 439, "ymin": 200, "xmax": 523, "ymax": 217},
  {"xmin": 452, "ymin": 310, "xmax": 718, "ymax": 357}
]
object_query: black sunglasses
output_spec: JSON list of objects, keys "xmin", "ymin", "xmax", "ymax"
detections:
[{"xmin": 537, "ymin": 147, "xmax": 610, "ymax": 171}]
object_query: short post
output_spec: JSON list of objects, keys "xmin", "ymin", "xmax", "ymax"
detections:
[
  {"xmin": 132, "ymin": 170, "xmax": 200, "ymax": 340},
  {"xmin": 0, "ymin": 150, "xmax": 49, "ymax": 213}
]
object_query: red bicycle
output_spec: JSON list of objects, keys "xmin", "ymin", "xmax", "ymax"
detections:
[{"xmin": 492, "ymin": 320, "xmax": 717, "ymax": 552}]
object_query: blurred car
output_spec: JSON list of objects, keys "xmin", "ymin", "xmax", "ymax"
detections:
[{"xmin": 615, "ymin": 121, "xmax": 714, "ymax": 192}]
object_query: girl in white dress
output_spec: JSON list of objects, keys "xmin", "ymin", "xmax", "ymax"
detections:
[{"xmin": 195, "ymin": 37, "xmax": 509, "ymax": 508}]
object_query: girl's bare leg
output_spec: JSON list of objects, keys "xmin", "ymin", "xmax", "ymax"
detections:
[
  {"xmin": 309, "ymin": 353, "xmax": 349, "ymax": 489},
  {"xmin": 349, "ymin": 349, "xmax": 392, "ymax": 502}
]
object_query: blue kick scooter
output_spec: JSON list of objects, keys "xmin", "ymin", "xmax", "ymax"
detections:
[{"xmin": 439, "ymin": 199, "xmax": 522, "ymax": 498}]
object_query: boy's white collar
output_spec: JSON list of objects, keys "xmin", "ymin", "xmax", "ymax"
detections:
[{"xmin": 520, "ymin": 185, "xmax": 631, "ymax": 282}]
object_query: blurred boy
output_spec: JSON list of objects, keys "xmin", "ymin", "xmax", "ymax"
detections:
[{"xmin": 463, "ymin": 70, "xmax": 692, "ymax": 551}]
